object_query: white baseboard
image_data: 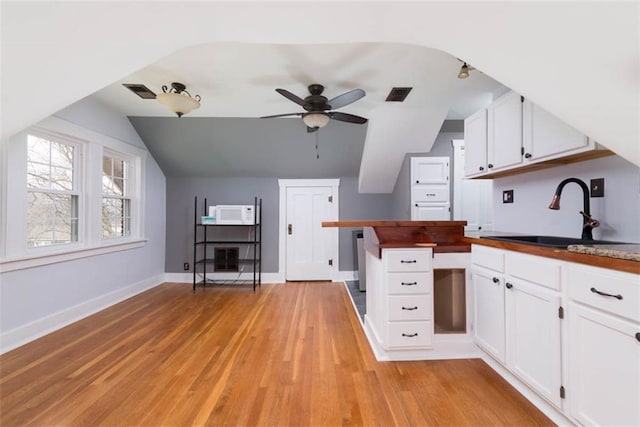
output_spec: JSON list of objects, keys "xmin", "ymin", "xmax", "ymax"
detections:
[
  {"xmin": 334, "ymin": 270, "xmax": 357, "ymax": 282},
  {"xmin": 164, "ymin": 272, "xmax": 284, "ymax": 284},
  {"xmin": 0, "ymin": 273, "xmax": 164, "ymax": 354}
]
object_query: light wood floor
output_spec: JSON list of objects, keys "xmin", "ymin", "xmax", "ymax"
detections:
[{"xmin": 0, "ymin": 282, "xmax": 553, "ymax": 426}]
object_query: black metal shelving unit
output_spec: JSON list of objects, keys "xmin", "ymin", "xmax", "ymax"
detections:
[{"xmin": 193, "ymin": 196, "xmax": 262, "ymax": 292}]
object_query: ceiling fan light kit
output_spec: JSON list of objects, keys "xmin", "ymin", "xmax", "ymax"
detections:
[
  {"xmin": 156, "ymin": 82, "xmax": 201, "ymax": 117},
  {"xmin": 302, "ymin": 112, "xmax": 330, "ymax": 129}
]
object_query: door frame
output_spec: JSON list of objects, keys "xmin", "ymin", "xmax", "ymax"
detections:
[{"xmin": 278, "ymin": 179, "xmax": 340, "ymax": 282}]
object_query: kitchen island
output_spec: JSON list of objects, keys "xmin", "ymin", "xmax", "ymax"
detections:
[{"xmin": 323, "ymin": 220, "xmax": 476, "ymax": 361}]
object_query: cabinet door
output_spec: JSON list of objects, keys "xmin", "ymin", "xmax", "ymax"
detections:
[
  {"xmin": 472, "ymin": 267, "xmax": 506, "ymax": 363},
  {"xmin": 523, "ymin": 100, "xmax": 589, "ymax": 162},
  {"xmin": 506, "ymin": 278, "xmax": 562, "ymax": 408},
  {"xmin": 411, "ymin": 156, "xmax": 449, "ymax": 185},
  {"xmin": 412, "ymin": 203, "xmax": 450, "ymax": 220},
  {"xmin": 464, "ymin": 109, "xmax": 488, "ymax": 176},
  {"xmin": 487, "ymin": 91, "xmax": 523, "ymax": 171},
  {"xmin": 568, "ymin": 302, "xmax": 640, "ymax": 426}
]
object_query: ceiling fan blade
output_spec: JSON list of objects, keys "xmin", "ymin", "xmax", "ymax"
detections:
[
  {"xmin": 307, "ymin": 126, "xmax": 319, "ymax": 133},
  {"xmin": 260, "ymin": 112, "xmax": 303, "ymax": 119},
  {"xmin": 327, "ymin": 89, "xmax": 366, "ymax": 110},
  {"xmin": 275, "ymin": 88, "xmax": 306, "ymax": 107},
  {"xmin": 329, "ymin": 111, "xmax": 368, "ymax": 124}
]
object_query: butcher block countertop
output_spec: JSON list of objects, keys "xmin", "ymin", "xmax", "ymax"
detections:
[
  {"xmin": 322, "ymin": 220, "xmax": 469, "ymax": 257},
  {"xmin": 465, "ymin": 236, "xmax": 640, "ymax": 275}
]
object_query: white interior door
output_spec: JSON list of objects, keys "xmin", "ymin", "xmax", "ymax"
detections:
[{"xmin": 285, "ymin": 185, "xmax": 336, "ymax": 281}]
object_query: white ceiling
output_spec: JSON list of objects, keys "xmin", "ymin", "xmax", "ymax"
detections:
[
  {"xmin": 2, "ymin": 1, "xmax": 638, "ymax": 192},
  {"xmin": 92, "ymin": 42, "xmax": 504, "ymax": 121}
]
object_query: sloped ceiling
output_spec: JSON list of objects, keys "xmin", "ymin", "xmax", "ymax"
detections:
[{"xmin": 2, "ymin": 2, "xmax": 638, "ymax": 192}]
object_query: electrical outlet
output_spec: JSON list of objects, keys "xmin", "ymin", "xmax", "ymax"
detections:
[
  {"xmin": 503, "ymin": 190, "xmax": 514, "ymax": 203},
  {"xmin": 183, "ymin": 262, "xmax": 190, "ymax": 271},
  {"xmin": 590, "ymin": 178, "xmax": 604, "ymax": 197}
]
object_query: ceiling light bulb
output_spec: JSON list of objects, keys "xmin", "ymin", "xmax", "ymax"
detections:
[
  {"xmin": 302, "ymin": 112, "xmax": 330, "ymax": 129},
  {"xmin": 458, "ymin": 63, "xmax": 470, "ymax": 79},
  {"xmin": 156, "ymin": 82, "xmax": 201, "ymax": 117}
]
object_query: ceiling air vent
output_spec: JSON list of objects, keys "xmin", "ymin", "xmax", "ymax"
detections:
[
  {"xmin": 123, "ymin": 83, "xmax": 156, "ymax": 99},
  {"xmin": 385, "ymin": 87, "xmax": 413, "ymax": 102}
]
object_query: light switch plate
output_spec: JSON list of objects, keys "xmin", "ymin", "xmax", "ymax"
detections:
[{"xmin": 503, "ymin": 190, "xmax": 514, "ymax": 203}]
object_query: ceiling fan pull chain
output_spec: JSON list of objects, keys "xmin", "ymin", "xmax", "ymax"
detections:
[{"xmin": 315, "ymin": 131, "xmax": 320, "ymax": 159}]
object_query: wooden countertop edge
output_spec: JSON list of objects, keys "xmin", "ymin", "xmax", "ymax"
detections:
[
  {"xmin": 464, "ymin": 237, "xmax": 640, "ymax": 275},
  {"xmin": 322, "ymin": 220, "xmax": 468, "ymax": 227}
]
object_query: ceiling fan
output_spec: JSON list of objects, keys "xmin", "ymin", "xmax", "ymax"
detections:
[{"xmin": 261, "ymin": 84, "xmax": 368, "ymax": 132}]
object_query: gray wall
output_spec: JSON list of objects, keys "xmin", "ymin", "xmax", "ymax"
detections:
[
  {"xmin": 390, "ymin": 121, "xmax": 464, "ymax": 219},
  {"xmin": 165, "ymin": 177, "xmax": 280, "ymax": 273},
  {"xmin": 1, "ymin": 97, "xmax": 166, "ymax": 337},
  {"xmin": 492, "ymin": 155, "xmax": 640, "ymax": 242},
  {"xmin": 165, "ymin": 176, "xmax": 393, "ymax": 274}
]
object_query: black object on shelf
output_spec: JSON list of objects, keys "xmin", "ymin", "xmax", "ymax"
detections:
[{"xmin": 192, "ymin": 196, "xmax": 262, "ymax": 292}]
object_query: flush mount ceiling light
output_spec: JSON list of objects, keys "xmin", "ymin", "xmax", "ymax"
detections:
[
  {"xmin": 302, "ymin": 112, "xmax": 330, "ymax": 129},
  {"xmin": 155, "ymin": 82, "xmax": 201, "ymax": 117},
  {"xmin": 457, "ymin": 62, "xmax": 476, "ymax": 79}
]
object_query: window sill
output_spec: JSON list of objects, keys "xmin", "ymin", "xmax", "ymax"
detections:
[{"xmin": 0, "ymin": 239, "xmax": 148, "ymax": 273}]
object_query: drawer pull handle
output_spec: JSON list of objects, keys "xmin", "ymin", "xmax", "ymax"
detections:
[
  {"xmin": 402, "ymin": 306, "xmax": 418, "ymax": 311},
  {"xmin": 492, "ymin": 277, "xmax": 500, "ymax": 283},
  {"xmin": 590, "ymin": 287, "xmax": 623, "ymax": 300},
  {"xmin": 401, "ymin": 260, "xmax": 417, "ymax": 264},
  {"xmin": 401, "ymin": 282, "xmax": 418, "ymax": 286},
  {"xmin": 402, "ymin": 333, "xmax": 419, "ymax": 338}
]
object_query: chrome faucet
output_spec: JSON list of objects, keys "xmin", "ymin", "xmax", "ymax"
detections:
[{"xmin": 549, "ymin": 177, "xmax": 599, "ymax": 240}]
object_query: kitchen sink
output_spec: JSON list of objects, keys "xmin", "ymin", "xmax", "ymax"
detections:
[{"xmin": 482, "ymin": 235, "xmax": 630, "ymax": 249}]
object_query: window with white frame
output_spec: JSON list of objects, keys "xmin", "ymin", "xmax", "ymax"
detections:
[
  {"xmin": 101, "ymin": 153, "xmax": 132, "ymax": 239},
  {"xmin": 26, "ymin": 133, "xmax": 80, "ymax": 248}
]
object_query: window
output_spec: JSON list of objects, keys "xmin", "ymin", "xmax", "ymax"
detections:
[
  {"xmin": 102, "ymin": 154, "xmax": 131, "ymax": 239},
  {"xmin": 26, "ymin": 133, "xmax": 79, "ymax": 247}
]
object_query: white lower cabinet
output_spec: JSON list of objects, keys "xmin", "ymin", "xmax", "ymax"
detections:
[
  {"xmin": 566, "ymin": 264, "xmax": 640, "ymax": 426},
  {"xmin": 505, "ymin": 277, "xmax": 562, "ymax": 408},
  {"xmin": 472, "ymin": 265, "xmax": 506, "ymax": 363},
  {"xmin": 471, "ymin": 243, "xmax": 640, "ymax": 425}
]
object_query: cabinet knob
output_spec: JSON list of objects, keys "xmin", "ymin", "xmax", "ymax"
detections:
[
  {"xmin": 636, "ymin": 332, "xmax": 640, "ymax": 343},
  {"xmin": 487, "ymin": 163, "xmax": 494, "ymax": 169},
  {"xmin": 415, "ymin": 180, "xmax": 420, "ymax": 184},
  {"xmin": 479, "ymin": 166, "xmax": 485, "ymax": 171},
  {"xmin": 506, "ymin": 282, "xmax": 513, "ymax": 289},
  {"xmin": 524, "ymin": 153, "xmax": 532, "ymax": 159},
  {"xmin": 492, "ymin": 277, "xmax": 500, "ymax": 283}
]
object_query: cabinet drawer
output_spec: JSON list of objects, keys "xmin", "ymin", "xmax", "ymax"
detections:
[
  {"xmin": 471, "ymin": 244, "xmax": 505, "ymax": 273},
  {"xmin": 385, "ymin": 321, "xmax": 433, "ymax": 349},
  {"xmin": 386, "ymin": 249, "xmax": 432, "ymax": 272},
  {"xmin": 387, "ymin": 295, "xmax": 432, "ymax": 321},
  {"xmin": 411, "ymin": 186, "xmax": 449, "ymax": 203},
  {"xmin": 567, "ymin": 264, "xmax": 640, "ymax": 322},
  {"xmin": 506, "ymin": 252, "xmax": 561, "ymax": 291},
  {"xmin": 387, "ymin": 272, "xmax": 432, "ymax": 294}
]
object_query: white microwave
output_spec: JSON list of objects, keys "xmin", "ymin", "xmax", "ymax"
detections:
[{"xmin": 213, "ymin": 205, "xmax": 257, "ymax": 225}]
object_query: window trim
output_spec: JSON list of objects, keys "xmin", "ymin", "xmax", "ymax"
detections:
[{"xmin": 1, "ymin": 115, "xmax": 148, "ymax": 270}]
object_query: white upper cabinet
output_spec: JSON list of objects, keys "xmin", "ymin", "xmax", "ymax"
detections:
[
  {"xmin": 522, "ymin": 100, "xmax": 591, "ymax": 162},
  {"xmin": 464, "ymin": 91, "xmax": 607, "ymax": 179},
  {"xmin": 463, "ymin": 109, "xmax": 488, "ymax": 176},
  {"xmin": 487, "ymin": 91, "xmax": 523, "ymax": 172}
]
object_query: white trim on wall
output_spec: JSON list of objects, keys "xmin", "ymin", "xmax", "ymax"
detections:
[
  {"xmin": 0, "ymin": 273, "xmax": 164, "ymax": 354},
  {"xmin": 277, "ymin": 179, "xmax": 340, "ymax": 281}
]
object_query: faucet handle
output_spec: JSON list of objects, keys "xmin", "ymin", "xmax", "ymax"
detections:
[{"xmin": 580, "ymin": 211, "xmax": 600, "ymax": 228}]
